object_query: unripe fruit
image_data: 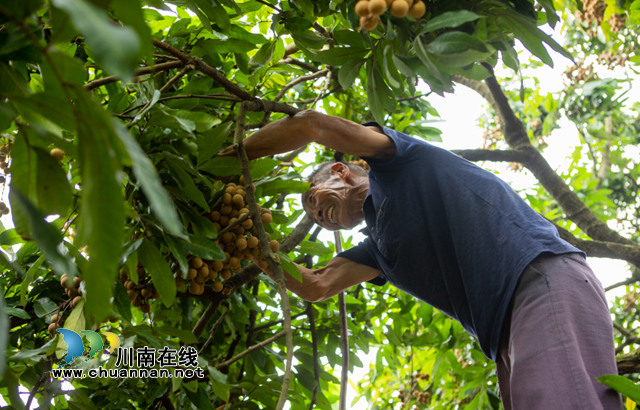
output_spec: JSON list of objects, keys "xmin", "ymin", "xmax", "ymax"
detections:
[
  {"xmin": 221, "ymin": 269, "xmax": 232, "ymax": 280},
  {"xmin": 236, "ymin": 237, "xmax": 248, "ymax": 250},
  {"xmin": 210, "ymin": 211, "xmax": 221, "ymax": 221},
  {"xmin": 187, "ymin": 268, "xmax": 198, "ymax": 280},
  {"xmin": 141, "ymin": 304, "xmax": 151, "ymax": 314},
  {"xmin": 222, "ymin": 193, "xmax": 232, "ymax": 205},
  {"xmin": 369, "ymin": 0, "xmax": 387, "ymax": 15},
  {"xmin": 355, "ymin": 1, "xmax": 371, "ymax": 17},
  {"xmin": 390, "ymin": 0, "xmax": 409, "ymax": 17},
  {"xmin": 261, "ymin": 213, "xmax": 273, "ymax": 224},
  {"xmin": 212, "ymin": 281, "xmax": 223, "ymax": 292},
  {"xmin": 409, "ymin": 0, "xmax": 425, "ymax": 18},
  {"xmin": 50, "ymin": 148, "xmax": 64, "ymax": 161},
  {"xmin": 176, "ymin": 276, "xmax": 186, "ymax": 288},
  {"xmin": 247, "ymin": 236, "xmax": 259, "ymax": 248},
  {"xmin": 190, "ymin": 257, "xmax": 204, "ymax": 269},
  {"xmin": 269, "ymin": 240, "xmax": 280, "ymax": 253}
]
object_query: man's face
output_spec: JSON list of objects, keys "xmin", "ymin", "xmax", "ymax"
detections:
[{"xmin": 302, "ymin": 164, "xmax": 367, "ymax": 231}]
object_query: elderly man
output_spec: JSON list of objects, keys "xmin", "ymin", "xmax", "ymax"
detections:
[{"xmin": 220, "ymin": 110, "xmax": 621, "ymax": 410}]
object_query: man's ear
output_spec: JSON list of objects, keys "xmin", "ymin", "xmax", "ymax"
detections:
[{"xmin": 330, "ymin": 162, "xmax": 349, "ymax": 180}]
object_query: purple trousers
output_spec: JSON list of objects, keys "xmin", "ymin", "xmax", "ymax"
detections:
[{"xmin": 496, "ymin": 253, "xmax": 623, "ymax": 410}]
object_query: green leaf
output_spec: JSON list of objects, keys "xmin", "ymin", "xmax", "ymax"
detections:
[
  {"xmin": 113, "ymin": 121, "xmax": 184, "ymax": 236},
  {"xmin": 138, "ymin": 238, "xmax": 176, "ymax": 307},
  {"xmin": 314, "ymin": 47, "xmax": 369, "ymax": 66},
  {"xmin": 197, "ymin": 122, "xmax": 233, "ymax": 165},
  {"xmin": 199, "ymin": 156, "xmax": 241, "ymax": 176},
  {"xmin": 537, "ymin": 0, "xmax": 559, "ymax": 29},
  {"xmin": 167, "ymin": 162, "xmax": 210, "ymax": 212},
  {"xmin": 175, "ymin": 201, "xmax": 218, "ymax": 239},
  {"xmin": 278, "ymin": 252, "xmax": 302, "ymax": 282},
  {"xmin": 9, "ymin": 190, "xmax": 76, "ymax": 278},
  {"xmin": 185, "ymin": 385, "xmax": 216, "ymax": 410},
  {"xmin": 428, "ymin": 32, "xmax": 488, "ymax": 54},
  {"xmin": 291, "ymin": 30, "xmax": 328, "ymax": 50},
  {"xmin": 34, "ymin": 148, "xmax": 72, "ymax": 216},
  {"xmin": 211, "ymin": 378, "xmax": 231, "ymax": 402},
  {"xmin": 164, "ymin": 234, "xmax": 189, "ymax": 277},
  {"xmin": 193, "ymin": 38, "xmax": 258, "ymax": 55},
  {"xmin": 21, "ymin": 255, "xmax": 44, "ymax": 306},
  {"xmin": 4, "ymin": 307, "xmax": 30, "ymax": 319},
  {"xmin": 413, "ymin": 36, "xmax": 450, "ymax": 86},
  {"xmin": 597, "ymin": 375, "xmax": 640, "ymax": 402},
  {"xmin": 56, "ymin": 298, "xmax": 86, "ymax": 359},
  {"xmin": 156, "ymin": 326, "xmax": 198, "ymax": 343},
  {"xmin": 338, "ymin": 58, "xmax": 365, "ymax": 89},
  {"xmin": 421, "ymin": 10, "xmax": 482, "ymax": 33},
  {"xmin": 0, "ymin": 294, "xmax": 8, "ymax": 375},
  {"xmin": 113, "ymin": 281, "xmax": 132, "ymax": 323},
  {"xmin": 171, "ymin": 233, "xmax": 225, "ymax": 261},
  {"xmin": 51, "ymin": 0, "xmax": 141, "ymax": 80},
  {"xmin": 296, "ymin": 241, "xmax": 332, "ymax": 256},
  {"xmin": 34, "ymin": 297, "xmax": 58, "ymax": 317},
  {"xmin": 392, "ymin": 54, "xmax": 417, "ymax": 77},
  {"xmin": 0, "ymin": 229, "xmax": 24, "ymax": 246},
  {"xmin": 250, "ymin": 158, "xmax": 280, "ymax": 179},
  {"xmin": 9, "ymin": 338, "xmax": 55, "ymax": 362},
  {"xmin": 249, "ymin": 41, "xmax": 276, "ymax": 68}
]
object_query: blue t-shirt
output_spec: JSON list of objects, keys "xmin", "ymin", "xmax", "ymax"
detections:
[{"xmin": 337, "ymin": 123, "xmax": 582, "ymax": 361}]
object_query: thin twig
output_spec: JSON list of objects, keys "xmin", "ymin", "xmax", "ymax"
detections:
[
  {"xmin": 251, "ymin": 312, "xmax": 307, "ymax": 333},
  {"xmin": 85, "ymin": 60, "xmax": 184, "ymax": 90},
  {"xmin": 256, "ymin": 0, "xmax": 283, "ymax": 13},
  {"xmin": 216, "ymin": 212, "xmax": 252, "ymax": 238},
  {"xmin": 120, "ymin": 94, "xmax": 241, "ymax": 116},
  {"xmin": 215, "ymin": 331, "xmax": 286, "ymax": 370},
  {"xmin": 335, "ymin": 231, "xmax": 349, "ymax": 410},
  {"xmin": 199, "ymin": 306, "xmax": 230, "ymax": 354},
  {"xmin": 307, "ymin": 303, "xmax": 320, "ymax": 410},
  {"xmin": 234, "ymin": 102, "xmax": 293, "ymax": 410}
]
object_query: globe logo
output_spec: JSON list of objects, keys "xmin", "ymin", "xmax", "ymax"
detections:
[{"xmin": 56, "ymin": 329, "xmax": 121, "ymax": 365}]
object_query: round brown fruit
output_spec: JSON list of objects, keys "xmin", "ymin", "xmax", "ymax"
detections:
[
  {"xmin": 258, "ymin": 259, "xmax": 268, "ymax": 270},
  {"xmin": 223, "ymin": 252, "xmax": 231, "ymax": 263},
  {"xmin": 60, "ymin": 274, "xmax": 69, "ymax": 288},
  {"xmin": 222, "ymin": 193, "xmax": 232, "ymax": 205},
  {"xmin": 220, "ymin": 216, "xmax": 230, "ymax": 226},
  {"xmin": 48, "ymin": 323, "xmax": 59, "ymax": 334},
  {"xmin": 261, "ymin": 213, "xmax": 273, "ymax": 224},
  {"xmin": 369, "ymin": 0, "xmax": 387, "ymax": 15},
  {"xmin": 68, "ymin": 288, "xmax": 79, "ymax": 298},
  {"xmin": 50, "ymin": 148, "xmax": 64, "ymax": 161},
  {"xmin": 236, "ymin": 189, "xmax": 246, "ymax": 198},
  {"xmin": 385, "ymin": 0, "xmax": 393, "ymax": 5},
  {"xmin": 176, "ymin": 276, "xmax": 186, "ymax": 288},
  {"xmin": 193, "ymin": 275, "xmax": 206, "ymax": 284},
  {"xmin": 239, "ymin": 175, "xmax": 245, "ymax": 185},
  {"xmin": 247, "ymin": 236, "xmax": 259, "ymax": 248},
  {"xmin": 409, "ymin": 0, "xmax": 425, "ymax": 18},
  {"xmin": 127, "ymin": 289, "xmax": 137, "ymax": 299},
  {"xmin": 225, "ymin": 186, "xmax": 236, "ymax": 196},
  {"xmin": 141, "ymin": 288, "xmax": 150, "ymax": 298},
  {"xmin": 213, "ymin": 222, "xmax": 222, "ymax": 231},
  {"xmin": 221, "ymin": 269, "xmax": 232, "ymax": 280},
  {"xmin": 210, "ymin": 210, "xmax": 221, "ymax": 221},
  {"xmin": 390, "ymin": 0, "xmax": 409, "ymax": 17},
  {"xmin": 212, "ymin": 281, "xmax": 224, "ymax": 292},
  {"xmin": 212, "ymin": 260, "xmax": 224, "ymax": 271},
  {"xmin": 250, "ymin": 247, "xmax": 261, "ymax": 258},
  {"xmin": 71, "ymin": 296, "xmax": 82, "ymax": 308},
  {"xmin": 233, "ymin": 194, "xmax": 244, "ymax": 207},
  {"xmin": 229, "ymin": 257, "xmax": 241, "ymax": 270},
  {"xmin": 220, "ymin": 205, "xmax": 233, "ymax": 215},
  {"xmin": 109, "ymin": 317, "xmax": 119, "ymax": 323},
  {"xmin": 187, "ymin": 268, "xmax": 198, "ymax": 280},
  {"xmin": 190, "ymin": 257, "xmax": 204, "ymax": 269},
  {"xmin": 73, "ymin": 277, "xmax": 82, "ymax": 287},
  {"xmin": 51, "ymin": 314, "xmax": 60, "ymax": 324},
  {"xmin": 208, "ymin": 270, "xmax": 218, "ymax": 280},
  {"xmin": 189, "ymin": 282, "xmax": 202, "ymax": 294},
  {"xmin": 141, "ymin": 304, "xmax": 151, "ymax": 313},
  {"xmin": 269, "ymin": 240, "xmax": 280, "ymax": 253},
  {"xmin": 236, "ymin": 237, "xmax": 248, "ymax": 251},
  {"xmin": 198, "ymin": 265, "xmax": 210, "ymax": 277},
  {"xmin": 241, "ymin": 218, "xmax": 253, "ymax": 229},
  {"xmin": 355, "ymin": 0, "xmax": 371, "ymax": 17}
]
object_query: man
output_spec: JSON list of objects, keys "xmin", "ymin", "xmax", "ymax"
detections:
[{"xmin": 219, "ymin": 110, "xmax": 622, "ymax": 410}]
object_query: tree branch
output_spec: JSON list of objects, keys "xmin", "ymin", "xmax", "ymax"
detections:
[
  {"xmin": 274, "ymin": 69, "xmax": 329, "ymax": 103},
  {"xmin": 279, "ymin": 58, "xmax": 319, "ymax": 73},
  {"xmin": 307, "ymin": 303, "xmax": 320, "ymax": 410},
  {"xmin": 617, "ymin": 348, "xmax": 640, "ymax": 374},
  {"xmin": 215, "ymin": 331, "xmax": 287, "ymax": 370},
  {"xmin": 335, "ymin": 231, "xmax": 349, "ymax": 410},
  {"xmin": 199, "ymin": 305, "xmax": 229, "ymax": 354},
  {"xmin": 452, "ymin": 149, "xmax": 531, "ymax": 163},
  {"xmin": 451, "ymin": 75, "xmax": 497, "ymax": 112},
  {"xmin": 84, "ymin": 60, "xmax": 184, "ymax": 90}
]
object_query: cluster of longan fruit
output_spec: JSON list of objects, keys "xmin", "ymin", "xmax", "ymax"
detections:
[
  {"xmin": 355, "ymin": 0, "xmax": 426, "ymax": 30},
  {"xmin": 349, "ymin": 159, "xmax": 370, "ymax": 172},
  {"xmin": 176, "ymin": 178, "xmax": 279, "ymax": 294},
  {"xmin": 412, "ymin": 390, "xmax": 431, "ymax": 404},
  {"xmin": 119, "ymin": 266, "xmax": 160, "ymax": 314},
  {"xmin": 0, "ymin": 146, "xmax": 10, "ymax": 174},
  {"xmin": 60, "ymin": 274, "xmax": 83, "ymax": 308}
]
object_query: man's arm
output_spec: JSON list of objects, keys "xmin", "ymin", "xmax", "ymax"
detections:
[
  {"xmin": 262, "ymin": 256, "xmax": 382, "ymax": 302},
  {"xmin": 219, "ymin": 110, "xmax": 396, "ymax": 160}
]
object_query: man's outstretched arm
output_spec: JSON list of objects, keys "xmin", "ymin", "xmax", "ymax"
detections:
[
  {"xmin": 261, "ymin": 256, "xmax": 382, "ymax": 302},
  {"xmin": 219, "ymin": 110, "xmax": 396, "ymax": 161}
]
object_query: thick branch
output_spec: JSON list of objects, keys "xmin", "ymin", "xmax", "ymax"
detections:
[
  {"xmin": 215, "ymin": 331, "xmax": 286, "ymax": 370},
  {"xmin": 279, "ymin": 58, "xmax": 319, "ymax": 73},
  {"xmin": 335, "ymin": 232, "xmax": 349, "ymax": 410},
  {"xmin": 451, "ymin": 75, "xmax": 497, "ymax": 112},
  {"xmin": 84, "ymin": 60, "xmax": 184, "ymax": 90},
  {"xmin": 307, "ymin": 303, "xmax": 320, "ymax": 410},
  {"xmin": 452, "ymin": 149, "xmax": 531, "ymax": 163}
]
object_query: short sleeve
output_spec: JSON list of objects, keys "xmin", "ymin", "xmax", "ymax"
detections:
[
  {"xmin": 361, "ymin": 121, "xmax": 417, "ymax": 170},
  {"xmin": 336, "ymin": 237, "xmax": 388, "ymax": 286}
]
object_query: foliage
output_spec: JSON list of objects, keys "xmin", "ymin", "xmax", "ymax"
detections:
[{"xmin": 0, "ymin": 0, "xmax": 639, "ymax": 409}]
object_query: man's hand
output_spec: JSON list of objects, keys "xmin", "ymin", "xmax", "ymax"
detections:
[{"xmin": 217, "ymin": 109, "xmax": 396, "ymax": 161}]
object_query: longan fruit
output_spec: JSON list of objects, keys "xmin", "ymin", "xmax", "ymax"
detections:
[
  {"xmin": 222, "ymin": 193, "xmax": 232, "ymax": 205},
  {"xmin": 141, "ymin": 304, "xmax": 151, "ymax": 314},
  {"xmin": 213, "ymin": 222, "xmax": 222, "ymax": 232},
  {"xmin": 243, "ymin": 253, "xmax": 252, "ymax": 261},
  {"xmin": 236, "ymin": 237, "xmax": 248, "ymax": 250},
  {"xmin": 189, "ymin": 282, "xmax": 202, "ymax": 294},
  {"xmin": 235, "ymin": 189, "xmax": 246, "ymax": 198},
  {"xmin": 355, "ymin": 0, "xmax": 371, "ymax": 16},
  {"xmin": 222, "ymin": 232, "xmax": 235, "ymax": 244},
  {"xmin": 361, "ymin": 16, "xmax": 378, "ymax": 30},
  {"xmin": 136, "ymin": 266, "xmax": 146, "ymax": 276},
  {"xmin": 369, "ymin": 0, "xmax": 386, "ymax": 15},
  {"xmin": 212, "ymin": 260, "xmax": 224, "ymax": 271},
  {"xmin": 232, "ymin": 227, "xmax": 245, "ymax": 236},
  {"xmin": 119, "ymin": 270, "xmax": 127, "ymax": 280},
  {"xmin": 187, "ymin": 268, "xmax": 198, "ymax": 280},
  {"xmin": 51, "ymin": 314, "xmax": 60, "ymax": 324},
  {"xmin": 220, "ymin": 216, "xmax": 230, "ymax": 226},
  {"xmin": 409, "ymin": 0, "xmax": 425, "ymax": 18},
  {"xmin": 48, "ymin": 323, "xmax": 59, "ymax": 334},
  {"xmin": 73, "ymin": 277, "xmax": 82, "ymax": 287},
  {"xmin": 210, "ymin": 211, "xmax": 221, "ymax": 221},
  {"xmin": 198, "ymin": 265, "xmax": 209, "ymax": 277},
  {"xmin": 230, "ymin": 209, "xmax": 240, "ymax": 218},
  {"xmin": 239, "ymin": 175, "xmax": 245, "ymax": 185},
  {"xmin": 50, "ymin": 148, "xmax": 64, "ymax": 161},
  {"xmin": 109, "ymin": 317, "xmax": 119, "ymax": 323},
  {"xmin": 269, "ymin": 240, "xmax": 280, "ymax": 253},
  {"xmin": 225, "ymin": 186, "xmax": 236, "ymax": 196},
  {"xmin": 212, "ymin": 281, "xmax": 223, "ymax": 292},
  {"xmin": 247, "ymin": 236, "xmax": 259, "ymax": 248},
  {"xmin": 385, "ymin": 0, "xmax": 392, "ymax": 5},
  {"xmin": 258, "ymin": 259, "xmax": 268, "ymax": 270},
  {"xmin": 124, "ymin": 280, "xmax": 134, "ymax": 290},
  {"xmin": 141, "ymin": 288, "xmax": 150, "ymax": 298},
  {"xmin": 190, "ymin": 257, "xmax": 204, "ymax": 269},
  {"xmin": 239, "ymin": 208, "xmax": 249, "ymax": 215},
  {"xmin": 193, "ymin": 275, "xmax": 205, "ymax": 284},
  {"xmin": 229, "ymin": 256, "xmax": 241, "ymax": 267},
  {"xmin": 220, "ymin": 205, "xmax": 233, "ymax": 215},
  {"xmin": 127, "ymin": 289, "xmax": 137, "ymax": 299},
  {"xmin": 232, "ymin": 194, "xmax": 244, "ymax": 207},
  {"xmin": 221, "ymin": 269, "xmax": 232, "ymax": 280},
  {"xmin": 71, "ymin": 296, "xmax": 82, "ymax": 307},
  {"xmin": 241, "ymin": 218, "xmax": 253, "ymax": 229},
  {"xmin": 223, "ymin": 252, "xmax": 231, "ymax": 263},
  {"xmin": 208, "ymin": 270, "xmax": 218, "ymax": 280},
  {"xmin": 250, "ymin": 248, "xmax": 261, "ymax": 258},
  {"xmin": 224, "ymin": 243, "xmax": 236, "ymax": 254},
  {"xmin": 175, "ymin": 276, "xmax": 186, "ymax": 288},
  {"xmin": 390, "ymin": 0, "xmax": 408, "ymax": 17},
  {"xmin": 228, "ymin": 217, "xmax": 238, "ymax": 227},
  {"xmin": 261, "ymin": 213, "xmax": 273, "ymax": 224},
  {"xmin": 60, "ymin": 274, "xmax": 69, "ymax": 288},
  {"xmin": 68, "ymin": 288, "xmax": 79, "ymax": 298},
  {"xmin": 232, "ymin": 249, "xmax": 244, "ymax": 259}
]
